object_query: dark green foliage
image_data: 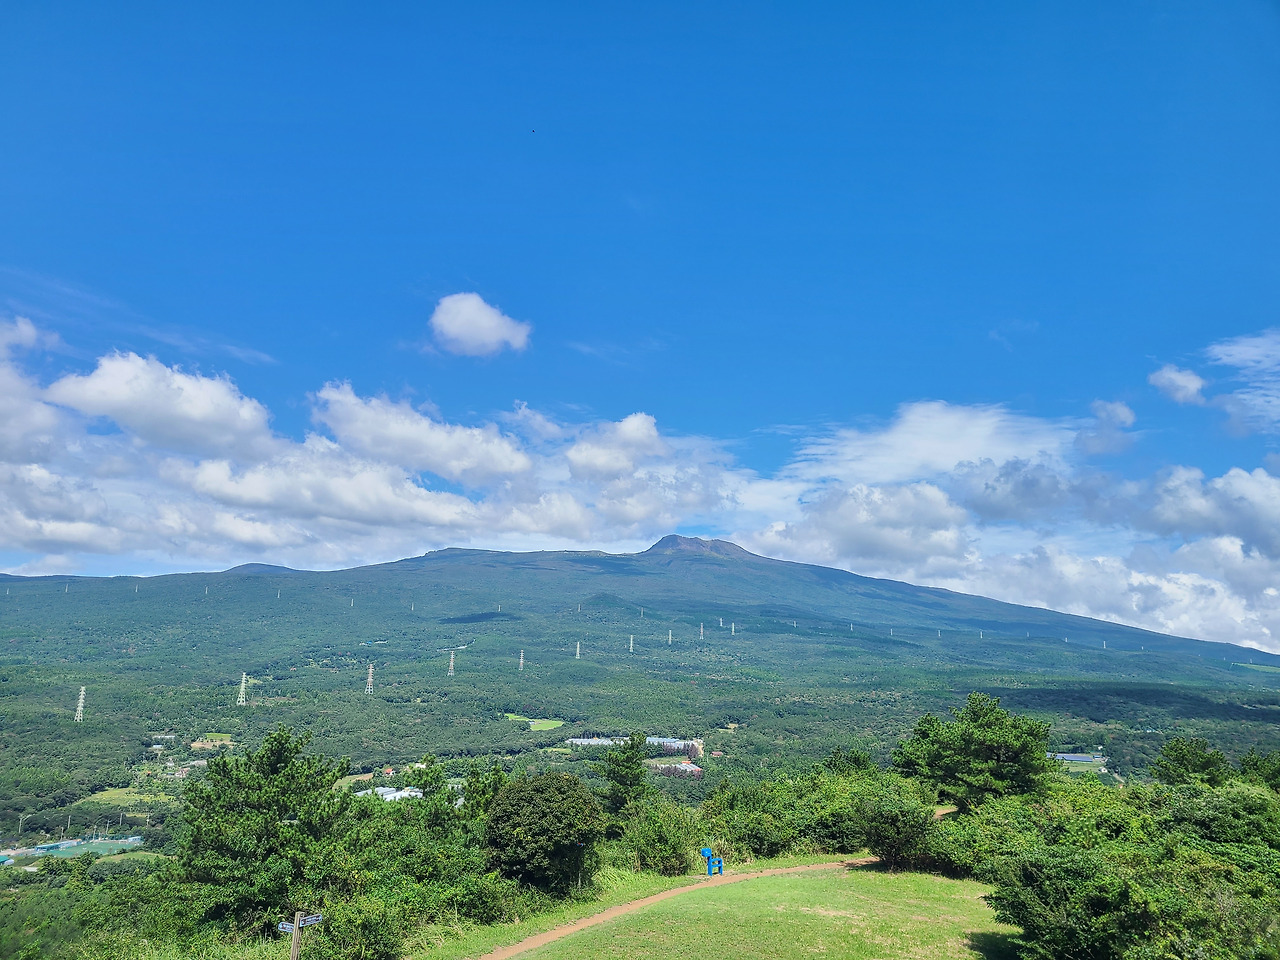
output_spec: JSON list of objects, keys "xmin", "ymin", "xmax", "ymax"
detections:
[
  {"xmin": 1155, "ymin": 781, "xmax": 1280, "ymax": 849},
  {"xmin": 928, "ymin": 772, "xmax": 1280, "ymax": 959},
  {"xmin": 1150, "ymin": 736, "xmax": 1234, "ymax": 787},
  {"xmin": 461, "ymin": 760, "xmax": 509, "ymax": 822},
  {"xmin": 985, "ymin": 845, "xmax": 1149, "ymax": 960},
  {"xmin": 619, "ymin": 797, "xmax": 702, "ymax": 875},
  {"xmin": 307, "ymin": 896, "xmax": 404, "ymax": 960},
  {"xmin": 485, "ymin": 773, "xmax": 605, "ymax": 892},
  {"xmin": 860, "ymin": 786, "xmax": 936, "ymax": 870},
  {"xmin": 594, "ymin": 732, "xmax": 652, "ymax": 815},
  {"xmin": 823, "ymin": 746, "xmax": 876, "ymax": 776},
  {"xmin": 1241, "ymin": 747, "xmax": 1280, "ymax": 791},
  {"xmin": 178, "ymin": 727, "xmax": 351, "ymax": 930},
  {"xmin": 701, "ymin": 779, "xmax": 799, "ymax": 858},
  {"xmin": 893, "ymin": 692, "xmax": 1054, "ymax": 812}
]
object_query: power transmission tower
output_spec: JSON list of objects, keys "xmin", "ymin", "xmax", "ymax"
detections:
[
  {"xmin": 237, "ymin": 673, "xmax": 248, "ymax": 706},
  {"xmin": 518, "ymin": 649, "xmax": 524, "ymax": 672},
  {"xmin": 74, "ymin": 686, "xmax": 85, "ymax": 722},
  {"xmin": 365, "ymin": 664, "xmax": 374, "ymax": 694},
  {"xmin": 448, "ymin": 651, "xmax": 455, "ymax": 676},
  {"xmin": 575, "ymin": 641, "xmax": 580, "ymax": 660}
]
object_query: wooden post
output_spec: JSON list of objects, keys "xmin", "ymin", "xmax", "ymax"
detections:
[{"xmin": 290, "ymin": 910, "xmax": 304, "ymax": 960}]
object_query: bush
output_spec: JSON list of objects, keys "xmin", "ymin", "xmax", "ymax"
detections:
[
  {"xmin": 702, "ymin": 779, "xmax": 799, "ymax": 859},
  {"xmin": 485, "ymin": 773, "xmax": 604, "ymax": 893},
  {"xmin": 307, "ymin": 895, "xmax": 404, "ymax": 960},
  {"xmin": 985, "ymin": 845, "xmax": 1150, "ymax": 960},
  {"xmin": 620, "ymin": 798, "xmax": 701, "ymax": 876},
  {"xmin": 861, "ymin": 787, "xmax": 935, "ymax": 870}
]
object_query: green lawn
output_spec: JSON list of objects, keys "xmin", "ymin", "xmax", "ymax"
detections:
[
  {"xmin": 519, "ymin": 867, "xmax": 1016, "ymax": 960},
  {"xmin": 504, "ymin": 713, "xmax": 566, "ymax": 731}
]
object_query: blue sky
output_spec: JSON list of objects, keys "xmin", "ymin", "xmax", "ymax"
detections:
[{"xmin": 3, "ymin": 3, "xmax": 1280, "ymax": 649}]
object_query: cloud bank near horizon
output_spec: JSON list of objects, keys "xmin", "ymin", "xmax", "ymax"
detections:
[{"xmin": 6, "ymin": 316, "xmax": 1280, "ymax": 653}]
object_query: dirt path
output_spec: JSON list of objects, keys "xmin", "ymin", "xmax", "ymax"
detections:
[{"xmin": 474, "ymin": 858, "xmax": 873, "ymax": 960}]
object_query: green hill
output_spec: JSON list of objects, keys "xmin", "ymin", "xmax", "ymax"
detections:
[{"xmin": 3, "ymin": 536, "xmax": 1280, "ymax": 834}]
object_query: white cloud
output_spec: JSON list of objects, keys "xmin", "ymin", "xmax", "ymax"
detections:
[
  {"xmin": 1148, "ymin": 364, "xmax": 1206, "ymax": 405},
  {"xmin": 46, "ymin": 353, "xmax": 276, "ymax": 459},
  {"xmin": 313, "ymin": 382, "xmax": 531, "ymax": 483},
  {"xmin": 1205, "ymin": 328, "xmax": 1280, "ymax": 431},
  {"xmin": 428, "ymin": 293, "xmax": 532, "ymax": 357},
  {"xmin": 566, "ymin": 412, "xmax": 667, "ymax": 480},
  {"xmin": 1075, "ymin": 400, "xmax": 1136, "ymax": 456},
  {"xmin": 0, "ymin": 319, "xmax": 64, "ymax": 463},
  {"xmin": 746, "ymin": 481, "xmax": 970, "ymax": 578},
  {"xmin": 791, "ymin": 401, "xmax": 1077, "ymax": 485},
  {"xmin": 1147, "ymin": 466, "xmax": 1280, "ymax": 557}
]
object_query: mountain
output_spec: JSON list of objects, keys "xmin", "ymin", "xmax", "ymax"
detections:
[{"xmin": 2, "ymin": 535, "xmax": 1279, "ymax": 806}]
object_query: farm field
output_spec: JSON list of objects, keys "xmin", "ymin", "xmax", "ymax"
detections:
[{"xmin": 513, "ymin": 866, "xmax": 1015, "ymax": 960}]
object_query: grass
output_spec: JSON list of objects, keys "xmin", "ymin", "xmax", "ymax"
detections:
[
  {"xmin": 504, "ymin": 713, "xmax": 566, "ymax": 731},
  {"xmin": 1062, "ymin": 759, "xmax": 1108, "ymax": 776},
  {"xmin": 402, "ymin": 855, "xmax": 847, "ymax": 960},
  {"xmin": 1235, "ymin": 662, "xmax": 1280, "ymax": 674},
  {"xmin": 517, "ymin": 866, "xmax": 1016, "ymax": 960},
  {"xmin": 97, "ymin": 850, "xmax": 167, "ymax": 863},
  {"xmin": 74, "ymin": 786, "xmax": 177, "ymax": 808},
  {"xmin": 334, "ymin": 772, "xmax": 375, "ymax": 790}
]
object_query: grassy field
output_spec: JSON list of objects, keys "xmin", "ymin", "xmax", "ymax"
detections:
[
  {"xmin": 72, "ymin": 786, "xmax": 176, "ymax": 808},
  {"xmin": 400, "ymin": 856, "xmax": 840, "ymax": 959},
  {"xmin": 505, "ymin": 714, "xmax": 566, "ymax": 731},
  {"xmin": 1237, "ymin": 662, "xmax": 1280, "ymax": 674},
  {"xmin": 517, "ymin": 867, "xmax": 1016, "ymax": 960}
]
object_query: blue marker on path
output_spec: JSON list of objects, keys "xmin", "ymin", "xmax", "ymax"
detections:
[{"xmin": 700, "ymin": 847, "xmax": 724, "ymax": 876}]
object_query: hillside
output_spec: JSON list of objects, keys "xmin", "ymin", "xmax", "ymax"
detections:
[{"xmin": 3, "ymin": 536, "xmax": 1280, "ymax": 835}]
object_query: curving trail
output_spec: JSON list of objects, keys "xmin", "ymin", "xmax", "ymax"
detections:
[{"xmin": 473, "ymin": 858, "xmax": 874, "ymax": 960}]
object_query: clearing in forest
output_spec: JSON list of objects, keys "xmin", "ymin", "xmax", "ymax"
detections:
[{"xmin": 504, "ymin": 714, "xmax": 565, "ymax": 731}]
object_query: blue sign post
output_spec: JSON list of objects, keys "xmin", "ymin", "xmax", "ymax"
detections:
[{"xmin": 700, "ymin": 847, "xmax": 724, "ymax": 876}]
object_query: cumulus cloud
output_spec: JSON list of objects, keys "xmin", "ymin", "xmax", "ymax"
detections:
[
  {"xmin": 566, "ymin": 413, "xmax": 667, "ymax": 480},
  {"xmin": 0, "ymin": 319, "xmax": 64, "ymax": 462},
  {"xmin": 746, "ymin": 481, "xmax": 970, "ymax": 578},
  {"xmin": 46, "ymin": 353, "xmax": 276, "ymax": 459},
  {"xmin": 428, "ymin": 293, "xmax": 531, "ymax": 357},
  {"xmin": 1149, "ymin": 364, "xmax": 1206, "ymax": 405},
  {"xmin": 313, "ymin": 382, "xmax": 531, "ymax": 482}
]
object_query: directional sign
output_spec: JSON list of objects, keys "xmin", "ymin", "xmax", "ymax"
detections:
[
  {"xmin": 300, "ymin": 913, "xmax": 324, "ymax": 927},
  {"xmin": 278, "ymin": 922, "xmax": 295, "ymax": 933}
]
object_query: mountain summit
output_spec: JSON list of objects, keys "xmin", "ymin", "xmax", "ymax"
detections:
[{"xmin": 642, "ymin": 535, "xmax": 756, "ymax": 559}]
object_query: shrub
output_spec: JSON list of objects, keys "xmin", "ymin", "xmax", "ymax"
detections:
[
  {"xmin": 307, "ymin": 895, "xmax": 404, "ymax": 960},
  {"xmin": 702, "ymin": 779, "xmax": 799, "ymax": 858},
  {"xmin": 484, "ymin": 773, "xmax": 604, "ymax": 893},
  {"xmin": 860, "ymin": 786, "xmax": 935, "ymax": 870},
  {"xmin": 620, "ymin": 798, "xmax": 701, "ymax": 876},
  {"xmin": 985, "ymin": 845, "xmax": 1150, "ymax": 960}
]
